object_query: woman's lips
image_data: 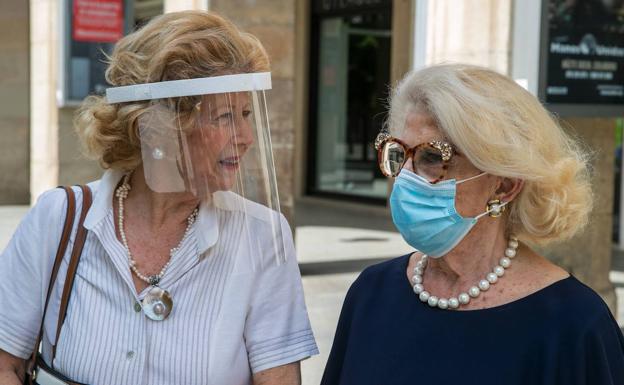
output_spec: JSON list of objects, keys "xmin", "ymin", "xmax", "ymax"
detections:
[{"xmin": 219, "ymin": 156, "xmax": 240, "ymax": 171}]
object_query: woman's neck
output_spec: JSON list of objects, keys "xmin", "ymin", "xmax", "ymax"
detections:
[
  {"xmin": 424, "ymin": 223, "xmax": 510, "ymax": 294},
  {"xmin": 123, "ymin": 167, "xmax": 201, "ymax": 230}
]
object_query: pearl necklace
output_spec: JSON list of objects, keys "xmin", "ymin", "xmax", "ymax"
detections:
[
  {"xmin": 116, "ymin": 173, "xmax": 198, "ymax": 286},
  {"xmin": 411, "ymin": 236, "xmax": 519, "ymax": 310}
]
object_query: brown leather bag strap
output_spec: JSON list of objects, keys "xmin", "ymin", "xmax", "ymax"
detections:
[
  {"xmin": 26, "ymin": 186, "xmax": 76, "ymax": 383},
  {"xmin": 52, "ymin": 185, "xmax": 93, "ymax": 361}
]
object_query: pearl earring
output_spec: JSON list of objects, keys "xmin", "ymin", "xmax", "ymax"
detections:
[
  {"xmin": 152, "ymin": 148, "xmax": 164, "ymax": 160},
  {"xmin": 487, "ymin": 199, "xmax": 506, "ymax": 217}
]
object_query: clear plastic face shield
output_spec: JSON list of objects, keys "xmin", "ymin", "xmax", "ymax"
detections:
[{"xmin": 106, "ymin": 73, "xmax": 286, "ymax": 267}]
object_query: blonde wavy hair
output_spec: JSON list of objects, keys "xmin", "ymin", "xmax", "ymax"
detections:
[
  {"xmin": 75, "ymin": 10, "xmax": 270, "ymax": 171},
  {"xmin": 388, "ymin": 64, "xmax": 593, "ymax": 245}
]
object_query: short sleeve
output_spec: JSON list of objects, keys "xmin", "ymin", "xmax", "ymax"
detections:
[
  {"xmin": 243, "ymin": 215, "xmax": 319, "ymax": 373},
  {"xmin": 0, "ymin": 189, "xmax": 67, "ymax": 359}
]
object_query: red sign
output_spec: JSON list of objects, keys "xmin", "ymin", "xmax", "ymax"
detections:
[{"xmin": 73, "ymin": 0, "xmax": 124, "ymax": 43}]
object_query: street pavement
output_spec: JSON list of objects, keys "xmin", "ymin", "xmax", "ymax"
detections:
[{"xmin": 2, "ymin": 204, "xmax": 623, "ymax": 385}]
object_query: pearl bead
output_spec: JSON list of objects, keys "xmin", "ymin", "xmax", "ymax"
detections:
[
  {"xmin": 486, "ymin": 272, "xmax": 498, "ymax": 284},
  {"xmin": 153, "ymin": 302, "xmax": 165, "ymax": 315},
  {"xmin": 411, "ymin": 236, "xmax": 517, "ymax": 311}
]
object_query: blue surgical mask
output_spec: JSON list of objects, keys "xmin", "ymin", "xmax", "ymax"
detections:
[{"xmin": 390, "ymin": 168, "xmax": 503, "ymax": 257}]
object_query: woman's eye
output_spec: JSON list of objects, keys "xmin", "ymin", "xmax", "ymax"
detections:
[
  {"xmin": 421, "ymin": 151, "xmax": 442, "ymax": 164},
  {"xmin": 242, "ymin": 110, "xmax": 252, "ymax": 118},
  {"xmin": 214, "ymin": 112, "xmax": 233, "ymax": 122}
]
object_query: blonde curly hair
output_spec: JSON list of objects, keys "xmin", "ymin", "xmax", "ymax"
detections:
[
  {"xmin": 75, "ymin": 10, "xmax": 270, "ymax": 171},
  {"xmin": 388, "ymin": 63, "xmax": 593, "ymax": 246}
]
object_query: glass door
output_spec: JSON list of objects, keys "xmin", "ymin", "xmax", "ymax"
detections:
[{"xmin": 308, "ymin": 2, "xmax": 392, "ymax": 202}]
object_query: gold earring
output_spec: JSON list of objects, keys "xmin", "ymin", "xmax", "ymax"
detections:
[{"xmin": 486, "ymin": 199, "xmax": 506, "ymax": 217}]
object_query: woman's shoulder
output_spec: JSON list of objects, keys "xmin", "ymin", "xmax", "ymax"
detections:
[
  {"xmin": 25, "ymin": 187, "xmax": 73, "ymax": 230},
  {"xmin": 346, "ymin": 254, "xmax": 411, "ymax": 298},
  {"xmin": 534, "ymin": 276, "xmax": 617, "ymax": 332},
  {"xmin": 360, "ymin": 254, "xmax": 411, "ymax": 280}
]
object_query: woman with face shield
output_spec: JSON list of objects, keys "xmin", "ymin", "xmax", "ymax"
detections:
[
  {"xmin": 0, "ymin": 11, "xmax": 317, "ymax": 385},
  {"xmin": 321, "ymin": 64, "xmax": 624, "ymax": 385}
]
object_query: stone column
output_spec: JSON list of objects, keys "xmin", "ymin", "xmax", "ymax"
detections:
[
  {"xmin": 30, "ymin": 0, "xmax": 61, "ymax": 202},
  {"xmin": 0, "ymin": 0, "xmax": 30, "ymax": 204},
  {"xmin": 165, "ymin": 0, "xmax": 208, "ymax": 13},
  {"xmin": 210, "ymin": 0, "xmax": 296, "ymax": 222},
  {"xmin": 426, "ymin": 0, "xmax": 512, "ymax": 74}
]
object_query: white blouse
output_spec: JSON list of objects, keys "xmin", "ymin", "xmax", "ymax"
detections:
[{"xmin": 0, "ymin": 170, "xmax": 318, "ymax": 385}]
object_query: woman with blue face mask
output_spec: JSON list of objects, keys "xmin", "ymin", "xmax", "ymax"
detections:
[{"xmin": 321, "ymin": 64, "xmax": 624, "ymax": 385}]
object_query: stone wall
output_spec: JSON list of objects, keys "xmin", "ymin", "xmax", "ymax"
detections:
[
  {"xmin": 211, "ymin": 0, "xmax": 296, "ymax": 222},
  {"xmin": 0, "ymin": 0, "xmax": 30, "ymax": 204},
  {"xmin": 58, "ymin": 107, "xmax": 103, "ymax": 186}
]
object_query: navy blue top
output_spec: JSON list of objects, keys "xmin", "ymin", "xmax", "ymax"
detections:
[{"xmin": 321, "ymin": 254, "xmax": 624, "ymax": 385}]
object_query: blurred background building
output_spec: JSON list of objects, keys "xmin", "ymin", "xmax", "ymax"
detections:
[{"xmin": 0, "ymin": 0, "xmax": 623, "ymax": 382}]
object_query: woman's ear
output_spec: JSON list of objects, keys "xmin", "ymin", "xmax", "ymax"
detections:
[{"xmin": 495, "ymin": 177, "xmax": 524, "ymax": 204}]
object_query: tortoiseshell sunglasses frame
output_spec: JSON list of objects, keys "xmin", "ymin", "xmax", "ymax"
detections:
[{"xmin": 374, "ymin": 132, "xmax": 456, "ymax": 184}]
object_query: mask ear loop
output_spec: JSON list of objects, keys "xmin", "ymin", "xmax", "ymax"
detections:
[
  {"xmin": 456, "ymin": 172, "xmax": 487, "ymax": 185},
  {"xmin": 454, "ymin": 172, "xmax": 509, "ymax": 220}
]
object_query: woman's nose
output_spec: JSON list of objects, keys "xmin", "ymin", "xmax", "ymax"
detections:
[{"xmin": 232, "ymin": 115, "xmax": 254, "ymax": 146}]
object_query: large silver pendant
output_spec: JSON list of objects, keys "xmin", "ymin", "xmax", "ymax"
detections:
[{"xmin": 142, "ymin": 286, "xmax": 173, "ymax": 321}]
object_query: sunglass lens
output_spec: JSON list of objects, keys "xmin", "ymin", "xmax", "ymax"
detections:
[{"xmin": 379, "ymin": 141, "xmax": 406, "ymax": 176}]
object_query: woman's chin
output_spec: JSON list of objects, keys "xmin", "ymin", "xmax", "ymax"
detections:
[{"xmin": 186, "ymin": 176, "xmax": 235, "ymax": 198}]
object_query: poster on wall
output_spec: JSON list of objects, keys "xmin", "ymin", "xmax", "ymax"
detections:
[
  {"xmin": 543, "ymin": 0, "xmax": 624, "ymax": 106},
  {"xmin": 60, "ymin": 0, "xmax": 131, "ymax": 106},
  {"xmin": 73, "ymin": 0, "xmax": 124, "ymax": 43}
]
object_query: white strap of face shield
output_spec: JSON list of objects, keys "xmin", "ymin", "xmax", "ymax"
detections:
[{"xmin": 105, "ymin": 72, "xmax": 272, "ymax": 103}]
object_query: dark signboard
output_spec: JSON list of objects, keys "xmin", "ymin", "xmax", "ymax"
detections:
[
  {"xmin": 542, "ymin": 0, "xmax": 624, "ymax": 106},
  {"xmin": 313, "ymin": 0, "xmax": 392, "ymax": 14}
]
